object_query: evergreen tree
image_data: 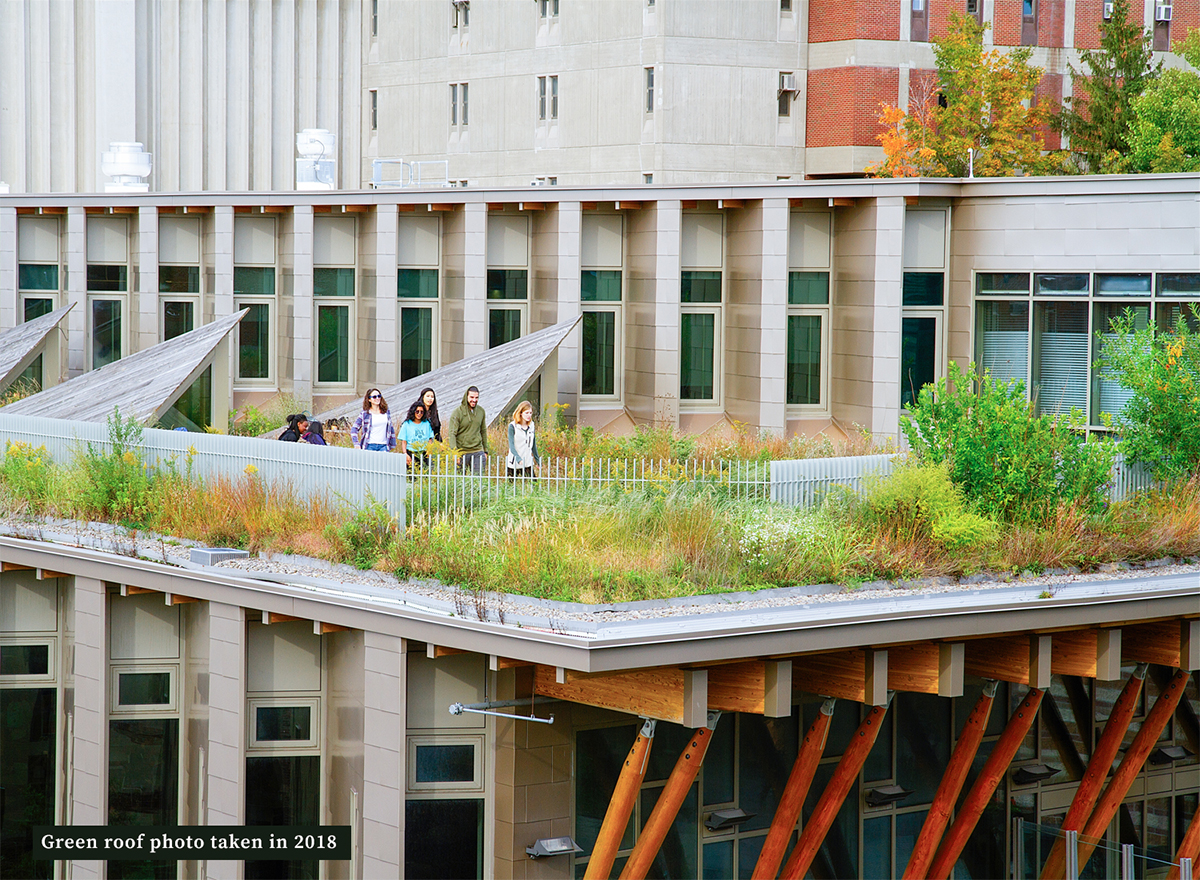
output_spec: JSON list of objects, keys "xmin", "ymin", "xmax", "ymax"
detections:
[{"xmin": 1059, "ymin": 0, "xmax": 1159, "ymax": 172}]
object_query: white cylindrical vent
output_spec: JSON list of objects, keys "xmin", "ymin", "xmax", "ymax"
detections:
[
  {"xmin": 296, "ymin": 129, "xmax": 337, "ymax": 190},
  {"xmin": 101, "ymin": 142, "xmax": 153, "ymax": 192}
]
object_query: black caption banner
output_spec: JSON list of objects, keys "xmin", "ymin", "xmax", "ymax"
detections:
[{"xmin": 33, "ymin": 826, "xmax": 350, "ymax": 861}]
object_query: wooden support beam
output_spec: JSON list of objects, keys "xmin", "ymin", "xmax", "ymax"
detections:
[
  {"xmin": 396, "ymin": 204, "xmax": 417, "ymax": 212},
  {"xmin": 427, "ymin": 644, "xmax": 466, "ymax": 659},
  {"xmin": 903, "ymin": 682, "xmax": 997, "ymax": 879},
  {"xmin": 1040, "ymin": 664, "xmax": 1147, "ymax": 880},
  {"xmin": 1, "ymin": 562, "xmax": 34, "ymax": 572},
  {"xmin": 886, "ymin": 642, "xmax": 940, "ymax": 695},
  {"xmin": 964, "ymin": 635, "xmax": 1051, "ymax": 686},
  {"xmin": 752, "ymin": 699, "xmax": 834, "ymax": 880},
  {"xmin": 1167, "ymin": 802, "xmax": 1200, "ymax": 880},
  {"xmin": 793, "ymin": 650, "xmax": 870, "ymax": 702},
  {"xmin": 905, "ymin": 195, "xmax": 921, "ymax": 206},
  {"xmin": 110, "ymin": 206, "xmax": 138, "ymax": 214},
  {"xmin": 261, "ymin": 205, "xmax": 290, "ymax": 213},
  {"xmin": 486, "ymin": 203, "xmax": 507, "ymax": 211},
  {"xmin": 165, "ymin": 593, "xmax": 200, "ymax": 605},
  {"xmin": 939, "ymin": 642, "xmax": 965, "ymax": 697},
  {"xmin": 1051, "ymin": 630, "xmax": 1100, "ymax": 678},
  {"xmin": 264, "ymin": 612, "xmax": 299, "ymax": 625},
  {"xmin": 781, "ymin": 702, "xmax": 890, "ymax": 880},
  {"xmin": 536, "ymin": 665, "xmax": 690, "ymax": 723},
  {"xmin": 488, "ymin": 655, "xmax": 534, "ymax": 671},
  {"xmin": 1075, "ymin": 669, "xmax": 1190, "ymax": 872},
  {"xmin": 614, "ymin": 201, "xmax": 642, "ymax": 210},
  {"xmin": 182, "ymin": 205, "xmax": 211, "ymax": 214},
  {"xmin": 829, "ymin": 197, "xmax": 856, "ymax": 207},
  {"xmin": 580, "ymin": 201, "xmax": 599, "ymax": 210},
  {"xmin": 119, "ymin": 584, "xmax": 157, "ymax": 596},
  {"xmin": 619, "ymin": 721, "xmax": 716, "ymax": 879},
  {"xmin": 340, "ymin": 204, "xmax": 371, "ymax": 213},
  {"xmin": 1123, "ymin": 620, "xmax": 1185, "ymax": 667},
  {"xmin": 36, "ymin": 569, "xmax": 69, "ymax": 580},
  {"xmin": 316, "ymin": 621, "xmax": 349, "ymax": 635},
  {"xmin": 717, "ymin": 198, "xmax": 744, "ymax": 209},
  {"xmin": 927, "ymin": 688, "xmax": 1045, "ymax": 880},
  {"xmin": 708, "ymin": 661, "xmax": 768, "ymax": 715},
  {"xmin": 584, "ymin": 719, "xmax": 656, "ymax": 880},
  {"xmin": 427, "ymin": 204, "xmax": 455, "ymax": 212},
  {"xmin": 680, "ymin": 200, "xmax": 699, "ymax": 209},
  {"xmin": 517, "ymin": 201, "xmax": 545, "ymax": 211}
]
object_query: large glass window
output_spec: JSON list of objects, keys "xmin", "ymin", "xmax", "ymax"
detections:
[
  {"xmin": 317, "ymin": 304, "xmax": 351, "ymax": 384},
  {"xmin": 18, "ymin": 264, "xmax": 58, "ymax": 291},
  {"xmin": 582, "ymin": 269, "xmax": 622, "ymax": 398},
  {"xmin": 246, "ymin": 756, "xmax": 321, "ymax": 880},
  {"xmin": 975, "ymin": 300, "xmax": 1030, "ymax": 385},
  {"xmin": 0, "ymin": 688, "xmax": 56, "ymax": 880},
  {"xmin": 235, "ymin": 267, "xmax": 275, "ymax": 382},
  {"xmin": 159, "ymin": 265, "xmax": 199, "ymax": 294},
  {"xmin": 18, "ymin": 298, "xmax": 56, "ymax": 390},
  {"xmin": 399, "ymin": 268, "xmax": 438, "ymax": 380},
  {"xmin": 680, "ymin": 312, "xmax": 717, "ymax": 401},
  {"xmin": 1092, "ymin": 303, "xmax": 1150, "ymax": 423},
  {"xmin": 91, "ymin": 299, "xmax": 123, "ymax": 370},
  {"xmin": 1033, "ymin": 301, "xmax": 1090, "ymax": 416},
  {"xmin": 787, "ymin": 271, "xmax": 830, "ymax": 408},
  {"xmin": 487, "ymin": 269, "xmax": 528, "ymax": 348},
  {"xmin": 901, "ymin": 316, "xmax": 939, "ymax": 410},
  {"xmin": 489, "ymin": 309, "xmax": 523, "ymax": 349},
  {"xmin": 87, "ymin": 264, "xmax": 128, "ymax": 292},
  {"xmin": 108, "ymin": 718, "xmax": 179, "ymax": 880},
  {"xmin": 405, "ymin": 799, "xmax": 483, "ymax": 880}
]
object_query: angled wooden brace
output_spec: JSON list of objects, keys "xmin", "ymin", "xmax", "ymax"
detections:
[
  {"xmin": 1167, "ymin": 801, "xmax": 1200, "ymax": 880},
  {"xmin": 1076, "ymin": 669, "xmax": 1190, "ymax": 873},
  {"xmin": 619, "ymin": 712, "xmax": 719, "ymax": 880},
  {"xmin": 584, "ymin": 718, "xmax": 656, "ymax": 880},
  {"xmin": 780, "ymin": 698, "xmax": 892, "ymax": 880},
  {"xmin": 752, "ymin": 698, "xmax": 836, "ymax": 880},
  {"xmin": 1040, "ymin": 663, "xmax": 1147, "ymax": 880},
  {"xmin": 902, "ymin": 680, "xmax": 998, "ymax": 879},
  {"xmin": 927, "ymin": 687, "xmax": 1045, "ymax": 880}
]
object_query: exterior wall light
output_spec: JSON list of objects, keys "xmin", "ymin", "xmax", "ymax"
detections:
[
  {"xmin": 1013, "ymin": 764, "xmax": 1061, "ymax": 785},
  {"xmin": 1149, "ymin": 746, "xmax": 1194, "ymax": 765},
  {"xmin": 865, "ymin": 785, "xmax": 914, "ymax": 807},
  {"xmin": 526, "ymin": 837, "xmax": 583, "ymax": 859},
  {"xmin": 704, "ymin": 808, "xmax": 755, "ymax": 831}
]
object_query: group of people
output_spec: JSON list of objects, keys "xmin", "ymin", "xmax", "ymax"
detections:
[{"xmin": 278, "ymin": 385, "xmax": 541, "ymax": 478}]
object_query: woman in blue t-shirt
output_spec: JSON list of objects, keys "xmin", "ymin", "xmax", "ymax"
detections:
[{"xmin": 397, "ymin": 400, "xmax": 435, "ymax": 470}]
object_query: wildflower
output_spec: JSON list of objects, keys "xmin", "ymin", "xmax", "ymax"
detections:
[
  {"xmin": 122, "ymin": 451, "xmax": 137, "ymax": 465},
  {"xmin": 245, "ymin": 464, "xmax": 259, "ymax": 476}
]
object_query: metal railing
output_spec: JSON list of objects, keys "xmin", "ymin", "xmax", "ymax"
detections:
[
  {"xmin": 770, "ymin": 453, "xmax": 899, "ymax": 507},
  {"xmin": 0, "ymin": 414, "xmax": 406, "ymax": 518},
  {"xmin": 1013, "ymin": 817, "xmax": 1191, "ymax": 879},
  {"xmin": 370, "ymin": 158, "xmax": 452, "ymax": 188},
  {"xmin": 404, "ymin": 455, "xmax": 768, "ymax": 521}
]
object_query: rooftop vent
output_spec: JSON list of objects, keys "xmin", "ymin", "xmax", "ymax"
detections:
[
  {"xmin": 296, "ymin": 129, "xmax": 337, "ymax": 191},
  {"xmin": 101, "ymin": 142, "xmax": 152, "ymax": 193}
]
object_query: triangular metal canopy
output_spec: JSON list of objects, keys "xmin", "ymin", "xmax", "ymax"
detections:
[
  {"xmin": 0, "ymin": 310, "xmax": 246, "ymax": 425},
  {"xmin": 314, "ymin": 315, "xmax": 581, "ymax": 428},
  {"xmin": 0, "ymin": 305, "xmax": 73, "ymax": 393}
]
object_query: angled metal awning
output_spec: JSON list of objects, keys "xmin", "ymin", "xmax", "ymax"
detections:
[
  {"xmin": 0, "ymin": 305, "xmax": 73, "ymax": 393},
  {"xmin": 313, "ymin": 315, "xmax": 582, "ymax": 427},
  {"xmin": 0, "ymin": 310, "xmax": 246, "ymax": 425}
]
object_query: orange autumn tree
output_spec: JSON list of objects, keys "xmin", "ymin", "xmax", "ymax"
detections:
[{"xmin": 868, "ymin": 13, "xmax": 1062, "ymax": 178}]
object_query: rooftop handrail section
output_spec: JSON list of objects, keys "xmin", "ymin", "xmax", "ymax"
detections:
[
  {"xmin": 0, "ymin": 413, "xmax": 406, "ymax": 517},
  {"xmin": 370, "ymin": 158, "xmax": 452, "ymax": 188}
]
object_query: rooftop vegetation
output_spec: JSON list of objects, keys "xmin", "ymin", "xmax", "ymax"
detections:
[{"xmin": 2, "ymin": 313, "xmax": 1196, "ymax": 603}]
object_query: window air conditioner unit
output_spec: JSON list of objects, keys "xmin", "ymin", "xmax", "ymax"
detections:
[
  {"xmin": 912, "ymin": 0, "xmax": 925, "ymax": 11},
  {"xmin": 1155, "ymin": 4, "xmax": 1172, "ymax": 20},
  {"xmin": 779, "ymin": 73, "xmax": 797, "ymax": 92}
]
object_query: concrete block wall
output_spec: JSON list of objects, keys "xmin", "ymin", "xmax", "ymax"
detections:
[{"xmin": 362, "ymin": 632, "xmax": 406, "ymax": 878}]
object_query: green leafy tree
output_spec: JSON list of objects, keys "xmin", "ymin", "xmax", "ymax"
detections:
[
  {"xmin": 1058, "ymin": 0, "xmax": 1159, "ymax": 172},
  {"xmin": 1101, "ymin": 308, "xmax": 1200, "ymax": 480},
  {"xmin": 868, "ymin": 13, "xmax": 1060, "ymax": 177}
]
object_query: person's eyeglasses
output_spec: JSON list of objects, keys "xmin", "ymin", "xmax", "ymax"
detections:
[{"xmin": 369, "ymin": 393, "xmax": 381, "ymax": 399}]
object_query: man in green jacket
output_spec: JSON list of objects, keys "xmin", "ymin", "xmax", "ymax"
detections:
[{"xmin": 446, "ymin": 385, "xmax": 488, "ymax": 472}]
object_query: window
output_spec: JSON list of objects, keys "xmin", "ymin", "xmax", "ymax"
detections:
[
  {"xmin": 399, "ymin": 269, "xmax": 439, "ymax": 380},
  {"xmin": 974, "ymin": 271, "xmax": 1199, "ymax": 427},
  {"xmin": 234, "ymin": 216, "xmax": 277, "ymax": 384},
  {"xmin": 88, "ymin": 262, "xmax": 127, "ymax": 371},
  {"xmin": 313, "ymin": 217, "xmax": 357, "ymax": 387},
  {"xmin": 582, "ymin": 271, "xmax": 622, "ymax": 397},
  {"xmin": 788, "ymin": 213, "xmax": 833, "ymax": 411},
  {"xmin": 911, "ymin": 0, "xmax": 928, "ymax": 42},
  {"xmin": 1154, "ymin": 4, "xmax": 1172, "ymax": 50},
  {"xmin": 645, "ymin": 67, "xmax": 655, "ymax": 114},
  {"xmin": 407, "ymin": 737, "xmax": 485, "ymax": 791},
  {"xmin": 778, "ymin": 72, "xmax": 794, "ymax": 117},
  {"xmin": 1022, "ymin": 0, "xmax": 1037, "ymax": 45},
  {"xmin": 551, "ymin": 75, "xmax": 558, "ymax": 119},
  {"xmin": 110, "ymin": 666, "xmax": 177, "ymax": 714},
  {"xmin": 451, "ymin": 82, "xmax": 469, "ymax": 127},
  {"xmin": 451, "ymin": 0, "xmax": 469, "ymax": 28},
  {"xmin": 371, "ymin": 0, "xmax": 379, "ymax": 35},
  {"xmin": 369, "ymin": 89, "xmax": 378, "ymax": 132},
  {"xmin": 680, "ymin": 214, "xmax": 724, "ymax": 405},
  {"xmin": 902, "ymin": 209, "xmax": 947, "ymax": 409},
  {"xmin": 643, "ymin": 173, "xmax": 653, "ymax": 184},
  {"xmin": 781, "ymin": 0, "xmax": 792, "ymax": 10},
  {"xmin": 159, "ymin": 260, "xmax": 210, "ymax": 429},
  {"xmin": 539, "ymin": 0, "xmax": 559, "ymax": 17},
  {"xmin": 967, "ymin": 0, "xmax": 983, "ymax": 23},
  {"xmin": 17, "ymin": 217, "xmax": 60, "ymax": 391},
  {"xmin": 487, "ymin": 269, "xmax": 528, "ymax": 348},
  {"xmin": 538, "ymin": 76, "xmax": 547, "ymax": 120}
]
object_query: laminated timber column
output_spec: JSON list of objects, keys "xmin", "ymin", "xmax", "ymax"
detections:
[
  {"xmin": 1168, "ymin": 806, "xmax": 1200, "ymax": 880},
  {"xmin": 780, "ymin": 699, "xmax": 892, "ymax": 880},
  {"xmin": 927, "ymin": 687, "xmax": 1045, "ymax": 880},
  {"xmin": 902, "ymin": 680, "xmax": 998, "ymax": 879},
  {"xmin": 584, "ymin": 718, "xmax": 656, "ymax": 880},
  {"xmin": 1075, "ymin": 669, "xmax": 1190, "ymax": 872},
  {"xmin": 1040, "ymin": 664, "xmax": 1147, "ymax": 880},
  {"xmin": 752, "ymin": 699, "xmax": 836, "ymax": 880},
  {"xmin": 619, "ymin": 713, "xmax": 718, "ymax": 880}
]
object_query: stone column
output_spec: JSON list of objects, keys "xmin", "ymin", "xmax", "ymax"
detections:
[
  {"xmin": 70, "ymin": 576, "xmax": 108, "ymax": 879},
  {"xmin": 362, "ymin": 632, "xmax": 406, "ymax": 878},
  {"xmin": 206, "ymin": 601, "xmax": 246, "ymax": 880}
]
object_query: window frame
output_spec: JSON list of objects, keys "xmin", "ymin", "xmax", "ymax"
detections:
[
  {"xmin": 407, "ymin": 735, "xmax": 486, "ymax": 793},
  {"xmin": 0, "ymin": 638, "xmax": 57, "ymax": 684},
  {"xmin": 369, "ymin": 88, "xmax": 379, "ymax": 132},
  {"xmin": 247, "ymin": 697, "xmax": 321, "ymax": 752},
  {"xmin": 233, "ymin": 269, "xmax": 278, "ymax": 389},
  {"xmin": 87, "ymin": 293, "xmax": 126, "ymax": 373},
  {"xmin": 787, "ymin": 212, "xmax": 834, "ymax": 415},
  {"xmin": 110, "ymin": 664, "xmax": 179, "ymax": 715},
  {"xmin": 451, "ymin": 81, "xmax": 469, "ymax": 129},
  {"xmin": 645, "ymin": 67, "xmax": 655, "ymax": 115}
]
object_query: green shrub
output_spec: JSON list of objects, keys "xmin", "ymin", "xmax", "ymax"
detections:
[
  {"xmin": 0, "ymin": 441, "xmax": 54, "ymax": 508},
  {"xmin": 902, "ymin": 361, "xmax": 1115, "ymax": 522},
  {"xmin": 864, "ymin": 462, "xmax": 964, "ymax": 539},
  {"xmin": 327, "ymin": 496, "xmax": 400, "ymax": 570},
  {"xmin": 75, "ymin": 410, "xmax": 154, "ymax": 524},
  {"xmin": 1100, "ymin": 307, "xmax": 1200, "ymax": 481},
  {"xmin": 931, "ymin": 510, "xmax": 999, "ymax": 551}
]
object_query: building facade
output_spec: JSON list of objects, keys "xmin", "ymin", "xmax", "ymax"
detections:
[
  {"xmin": 1, "ymin": 176, "xmax": 1198, "ymax": 440},
  {"xmin": 3, "ymin": 1, "xmax": 1200, "ymax": 194}
]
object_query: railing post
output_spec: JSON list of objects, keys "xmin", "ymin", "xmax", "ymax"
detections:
[
  {"xmin": 1120, "ymin": 843, "xmax": 1133, "ymax": 880},
  {"xmin": 1064, "ymin": 830, "xmax": 1078, "ymax": 880},
  {"xmin": 1181, "ymin": 857, "xmax": 1193, "ymax": 880},
  {"xmin": 1013, "ymin": 817, "xmax": 1025, "ymax": 880}
]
